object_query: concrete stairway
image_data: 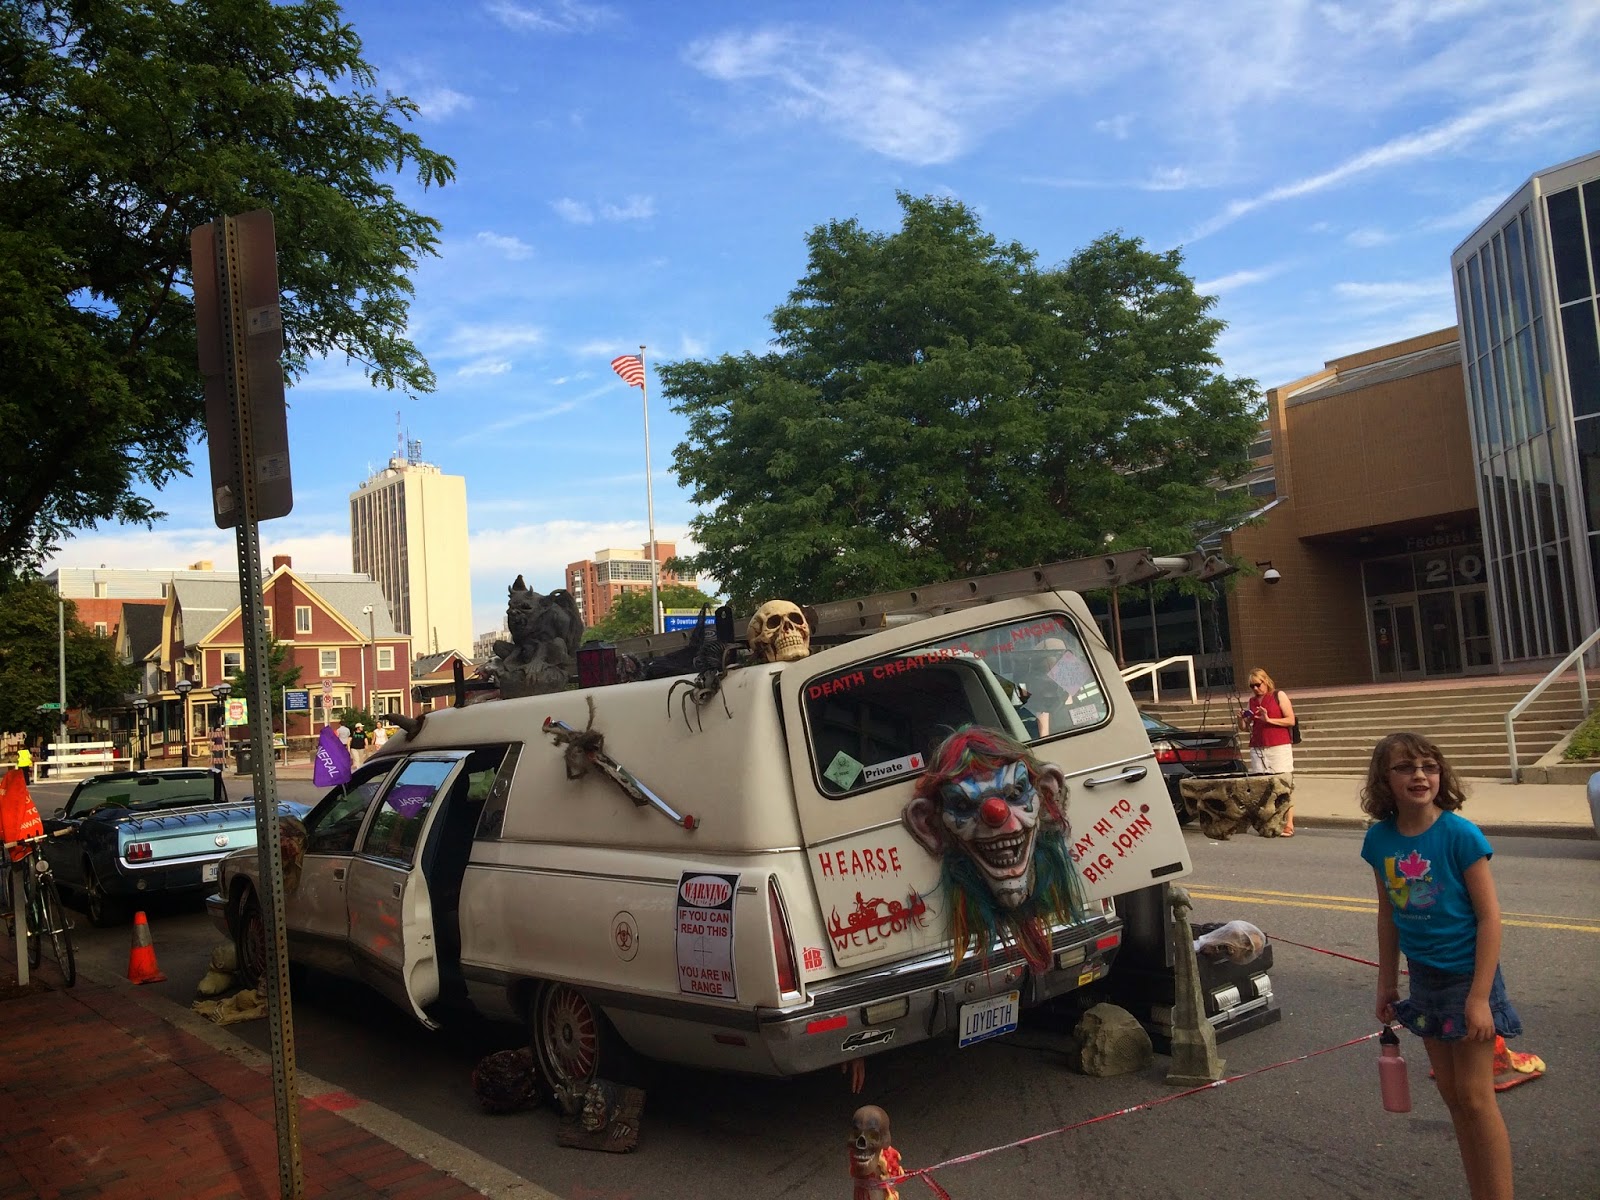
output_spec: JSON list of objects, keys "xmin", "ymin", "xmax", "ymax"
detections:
[{"xmin": 1142, "ymin": 679, "xmax": 1588, "ymax": 779}]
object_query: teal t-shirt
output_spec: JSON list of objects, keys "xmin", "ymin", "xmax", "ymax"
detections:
[{"xmin": 1360, "ymin": 810, "xmax": 1492, "ymax": 975}]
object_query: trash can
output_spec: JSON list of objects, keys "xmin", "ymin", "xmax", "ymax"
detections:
[{"xmin": 235, "ymin": 745, "xmax": 253, "ymax": 775}]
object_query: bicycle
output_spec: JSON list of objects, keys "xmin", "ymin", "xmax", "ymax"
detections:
[{"xmin": 2, "ymin": 830, "xmax": 76, "ymax": 988}]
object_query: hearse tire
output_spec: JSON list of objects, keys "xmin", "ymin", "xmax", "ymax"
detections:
[
  {"xmin": 529, "ymin": 981, "xmax": 634, "ymax": 1096},
  {"xmin": 234, "ymin": 888, "xmax": 268, "ymax": 991}
]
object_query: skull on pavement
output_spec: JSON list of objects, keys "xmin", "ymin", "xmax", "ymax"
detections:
[{"xmin": 747, "ymin": 600, "xmax": 811, "ymax": 663}]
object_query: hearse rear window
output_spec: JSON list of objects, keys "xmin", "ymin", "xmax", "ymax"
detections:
[{"xmin": 804, "ymin": 613, "xmax": 1106, "ymax": 796}]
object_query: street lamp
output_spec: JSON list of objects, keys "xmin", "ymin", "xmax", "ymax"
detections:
[
  {"xmin": 131, "ymin": 696, "xmax": 149, "ymax": 770},
  {"xmin": 362, "ymin": 604, "xmax": 375, "ymax": 712},
  {"xmin": 174, "ymin": 679, "xmax": 194, "ymax": 767}
]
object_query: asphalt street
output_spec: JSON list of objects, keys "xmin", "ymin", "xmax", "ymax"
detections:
[{"xmin": 32, "ymin": 775, "xmax": 1600, "ymax": 1200}]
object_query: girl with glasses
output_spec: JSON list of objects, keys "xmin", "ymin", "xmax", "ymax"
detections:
[
  {"xmin": 1238, "ymin": 667, "xmax": 1296, "ymax": 833},
  {"xmin": 1360, "ymin": 732, "xmax": 1518, "ymax": 1200}
]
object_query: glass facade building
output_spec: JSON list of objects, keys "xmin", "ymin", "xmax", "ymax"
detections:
[{"xmin": 1451, "ymin": 150, "xmax": 1600, "ymax": 665}]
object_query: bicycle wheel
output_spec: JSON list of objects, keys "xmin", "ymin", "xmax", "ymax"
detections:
[
  {"xmin": 23, "ymin": 868, "xmax": 42, "ymax": 971},
  {"xmin": 41, "ymin": 874, "xmax": 76, "ymax": 987}
]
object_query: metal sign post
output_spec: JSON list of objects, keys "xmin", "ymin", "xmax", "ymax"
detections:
[{"xmin": 192, "ymin": 210, "xmax": 302, "ymax": 1199}]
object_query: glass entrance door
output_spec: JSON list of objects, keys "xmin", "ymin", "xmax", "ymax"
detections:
[
  {"xmin": 1418, "ymin": 592, "xmax": 1463, "ymax": 676},
  {"xmin": 1459, "ymin": 587, "xmax": 1495, "ymax": 671},
  {"xmin": 1370, "ymin": 599, "xmax": 1423, "ymax": 680}
]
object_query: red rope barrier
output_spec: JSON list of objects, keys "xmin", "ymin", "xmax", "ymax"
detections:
[
  {"xmin": 1264, "ymin": 933, "xmax": 1405, "ymax": 974},
  {"xmin": 888, "ymin": 1031, "xmax": 1379, "ymax": 1192}
]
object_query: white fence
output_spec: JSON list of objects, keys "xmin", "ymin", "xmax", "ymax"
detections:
[{"xmin": 42, "ymin": 741, "xmax": 130, "ymax": 779}]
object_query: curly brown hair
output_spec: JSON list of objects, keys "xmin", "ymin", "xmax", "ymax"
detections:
[{"xmin": 1359, "ymin": 731, "xmax": 1467, "ymax": 820}]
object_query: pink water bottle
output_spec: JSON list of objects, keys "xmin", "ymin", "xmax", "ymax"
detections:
[{"xmin": 1378, "ymin": 1025, "xmax": 1411, "ymax": 1113}]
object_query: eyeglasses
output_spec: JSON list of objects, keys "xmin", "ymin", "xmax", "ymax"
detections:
[
  {"xmin": 1389, "ymin": 762, "xmax": 1442, "ymax": 776},
  {"xmin": 1249, "ymin": 682, "xmax": 1267, "ymax": 690}
]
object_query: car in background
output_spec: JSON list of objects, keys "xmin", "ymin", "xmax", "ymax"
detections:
[
  {"xmin": 41, "ymin": 767, "xmax": 309, "ymax": 926},
  {"xmin": 1142, "ymin": 712, "xmax": 1245, "ymax": 824}
]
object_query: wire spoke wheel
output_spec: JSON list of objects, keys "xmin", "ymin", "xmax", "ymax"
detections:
[
  {"xmin": 532, "ymin": 983, "xmax": 605, "ymax": 1093},
  {"xmin": 41, "ymin": 875, "xmax": 75, "ymax": 988},
  {"xmin": 85, "ymin": 867, "xmax": 124, "ymax": 929},
  {"xmin": 235, "ymin": 891, "xmax": 268, "ymax": 990}
]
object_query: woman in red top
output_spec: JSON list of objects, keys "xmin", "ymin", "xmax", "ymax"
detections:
[{"xmin": 1240, "ymin": 667, "xmax": 1297, "ymax": 834}]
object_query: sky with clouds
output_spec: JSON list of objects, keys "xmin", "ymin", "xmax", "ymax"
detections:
[{"xmin": 43, "ymin": 0, "xmax": 1600, "ymax": 643}]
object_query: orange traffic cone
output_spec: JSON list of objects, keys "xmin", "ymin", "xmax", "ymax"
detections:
[{"xmin": 126, "ymin": 911, "xmax": 167, "ymax": 984}]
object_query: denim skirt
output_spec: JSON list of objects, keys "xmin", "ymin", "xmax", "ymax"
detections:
[{"xmin": 1395, "ymin": 961, "xmax": 1522, "ymax": 1042}]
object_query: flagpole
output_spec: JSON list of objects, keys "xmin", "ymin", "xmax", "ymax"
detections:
[{"xmin": 640, "ymin": 344, "xmax": 660, "ymax": 634}]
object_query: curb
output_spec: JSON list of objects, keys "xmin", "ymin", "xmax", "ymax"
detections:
[{"xmin": 75, "ymin": 959, "xmax": 559, "ymax": 1200}]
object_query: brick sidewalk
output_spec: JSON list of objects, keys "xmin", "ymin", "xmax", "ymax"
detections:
[{"xmin": 0, "ymin": 966, "xmax": 487, "ymax": 1200}]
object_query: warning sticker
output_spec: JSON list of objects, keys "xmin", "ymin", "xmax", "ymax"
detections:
[
  {"xmin": 1068, "ymin": 703, "xmax": 1101, "ymax": 727},
  {"xmin": 824, "ymin": 751, "xmax": 864, "ymax": 791},
  {"xmin": 676, "ymin": 872, "xmax": 739, "ymax": 999}
]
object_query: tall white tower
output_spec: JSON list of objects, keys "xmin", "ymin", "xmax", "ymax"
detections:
[{"xmin": 349, "ymin": 439, "xmax": 472, "ymax": 658}]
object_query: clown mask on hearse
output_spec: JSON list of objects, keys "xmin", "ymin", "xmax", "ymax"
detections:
[{"xmin": 903, "ymin": 727, "xmax": 1084, "ymax": 970}]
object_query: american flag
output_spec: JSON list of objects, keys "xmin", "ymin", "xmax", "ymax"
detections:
[{"xmin": 610, "ymin": 353, "xmax": 645, "ymax": 388}]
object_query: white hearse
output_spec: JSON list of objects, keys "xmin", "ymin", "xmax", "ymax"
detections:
[{"xmin": 213, "ymin": 568, "xmax": 1196, "ymax": 1093}]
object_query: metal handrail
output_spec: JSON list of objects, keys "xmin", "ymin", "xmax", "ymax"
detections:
[
  {"xmin": 1505, "ymin": 629, "xmax": 1600, "ymax": 782},
  {"xmin": 1121, "ymin": 655, "xmax": 1197, "ymax": 705}
]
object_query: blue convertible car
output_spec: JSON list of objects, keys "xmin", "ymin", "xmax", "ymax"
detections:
[{"xmin": 42, "ymin": 767, "xmax": 308, "ymax": 926}]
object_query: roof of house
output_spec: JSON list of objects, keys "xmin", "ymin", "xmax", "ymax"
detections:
[
  {"xmin": 412, "ymin": 650, "xmax": 472, "ymax": 680},
  {"xmin": 121, "ymin": 603, "xmax": 166, "ymax": 663},
  {"xmin": 172, "ymin": 574, "xmax": 400, "ymax": 648}
]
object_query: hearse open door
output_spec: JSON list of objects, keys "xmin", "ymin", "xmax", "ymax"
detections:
[
  {"xmin": 343, "ymin": 751, "xmax": 471, "ymax": 1028},
  {"xmin": 779, "ymin": 594, "xmax": 1192, "ymax": 972}
]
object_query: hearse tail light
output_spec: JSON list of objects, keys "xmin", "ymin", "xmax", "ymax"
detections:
[
  {"xmin": 767, "ymin": 877, "xmax": 800, "ymax": 996},
  {"xmin": 126, "ymin": 842, "xmax": 153, "ymax": 862},
  {"xmin": 1149, "ymin": 740, "xmax": 1176, "ymax": 762}
]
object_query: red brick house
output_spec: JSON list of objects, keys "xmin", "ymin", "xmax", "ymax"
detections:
[{"xmin": 147, "ymin": 556, "xmax": 412, "ymax": 756}]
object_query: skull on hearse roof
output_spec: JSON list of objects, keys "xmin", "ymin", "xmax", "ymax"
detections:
[{"xmin": 747, "ymin": 599, "xmax": 811, "ymax": 663}]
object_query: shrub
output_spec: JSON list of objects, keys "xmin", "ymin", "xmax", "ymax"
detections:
[{"xmin": 1560, "ymin": 710, "xmax": 1600, "ymax": 761}]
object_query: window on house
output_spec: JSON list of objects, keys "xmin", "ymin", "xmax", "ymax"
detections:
[
  {"xmin": 222, "ymin": 651, "xmax": 243, "ymax": 676},
  {"xmin": 296, "ymin": 606, "xmax": 313, "ymax": 634},
  {"xmin": 264, "ymin": 609, "xmax": 273, "ymax": 634},
  {"xmin": 377, "ymin": 647, "xmax": 394, "ymax": 671},
  {"xmin": 93, "ymin": 622, "xmax": 108, "ymax": 637},
  {"xmin": 320, "ymin": 649, "xmax": 339, "ymax": 676}
]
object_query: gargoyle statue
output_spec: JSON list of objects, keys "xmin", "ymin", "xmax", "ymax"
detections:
[{"xmin": 487, "ymin": 575, "xmax": 586, "ymax": 698}]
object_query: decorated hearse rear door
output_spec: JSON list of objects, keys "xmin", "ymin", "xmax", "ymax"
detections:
[
  {"xmin": 779, "ymin": 595, "xmax": 1190, "ymax": 972},
  {"xmin": 344, "ymin": 752, "xmax": 469, "ymax": 1028}
]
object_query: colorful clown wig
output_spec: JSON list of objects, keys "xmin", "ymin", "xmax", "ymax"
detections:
[{"xmin": 906, "ymin": 726, "xmax": 1085, "ymax": 973}]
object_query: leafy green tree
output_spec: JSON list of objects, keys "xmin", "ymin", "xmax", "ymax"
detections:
[
  {"xmin": 227, "ymin": 640, "xmax": 304, "ymax": 728},
  {"xmin": 582, "ymin": 585, "xmax": 721, "ymax": 643},
  {"xmin": 0, "ymin": 580, "xmax": 138, "ymax": 737},
  {"xmin": 661, "ymin": 194, "xmax": 1261, "ymax": 610},
  {"xmin": 0, "ymin": 0, "xmax": 455, "ymax": 575}
]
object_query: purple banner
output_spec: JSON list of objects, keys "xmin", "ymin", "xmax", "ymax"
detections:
[
  {"xmin": 384, "ymin": 783, "xmax": 436, "ymax": 819},
  {"xmin": 312, "ymin": 725, "xmax": 352, "ymax": 788}
]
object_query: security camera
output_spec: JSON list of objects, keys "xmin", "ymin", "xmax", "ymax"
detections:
[{"xmin": 1263, "ymin": 567, "xmax": 1282, "ymax": 585}]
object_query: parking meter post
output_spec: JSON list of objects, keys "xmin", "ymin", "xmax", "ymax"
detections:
[
  {"xmin": 8, "ymin": 864, "xmax": 28, "ymax": 987},
  {"xmin": 194, "ymin": 210, "xmax": 303, "ymax": 1199}
]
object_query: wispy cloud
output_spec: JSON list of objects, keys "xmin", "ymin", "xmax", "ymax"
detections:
[
  {"xmin": 438, "ymin": 323, "xmax": 545, "ymax": 359},
  {"xmin": 1196, "ymin": 265, "xmax": 1286, "ymax": 294},
  {"xmin": 550, "ymin": 195, "xmax": 656, "ymax": 224},
  {"xmin": 456, "ymin": 358, "xmax": 513, "ymax": 378},
  {"xmin": 485, "ymin": 0, "xmax": 616, "ymax": 35},
  {"xmin": 1094, "ymin": 113, "xmax": 1133, "ymax": 139},
  {"xmin": 1333, "ymin": 279, "xmax": 1452, "ymax": 312},
  {"xmin": 453, "ymin": 400, "xmax": 582, "ymax": 443},
  {"xmin": 412, "ymin": 86, "xmax": 472, "ymax": 119},
  {"xmin": 476, "ymin": 231, "xmax": 533, "ymax": 259}
]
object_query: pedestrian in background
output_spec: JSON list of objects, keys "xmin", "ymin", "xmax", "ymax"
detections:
[
  {"xmin": 1361, "ymin": 731, "xmax": 1517, "ymax": 1200},
  {"xmin": 372, "ymin": 722, "xmax": 388, "ymax": 752},
  {"xmin": 15, "ymin": 744, "xmax": 32, "ymax": 785},
  {"xmin": 349, "ymin": 723, "xmax": 367, "ymax": 766},
  {"xmin": 1240, "ymin": 666, "xmax": 1296, "ymax": 835}
]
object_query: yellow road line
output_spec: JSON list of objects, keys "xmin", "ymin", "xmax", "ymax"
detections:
[
  {"xmin": 1188, "ymin": 885, "xmax": 1600, "ymax": 927},
  {"xmin": 1186, "ymin": 889, "xmax": 1600, "ymax": 935}
]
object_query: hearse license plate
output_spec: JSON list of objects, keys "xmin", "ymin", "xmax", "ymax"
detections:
[
  {"xmin": 203, "ymin": 863, "xmax": 220, "ymax": 883},
  {"xmin": 958, "ymin": 990, "xmax": 1019, "ymax": 1048}
]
